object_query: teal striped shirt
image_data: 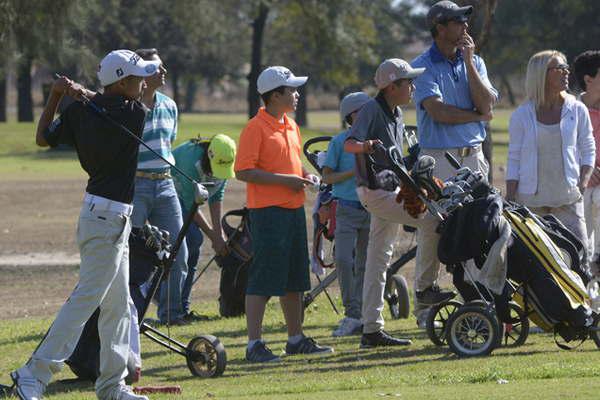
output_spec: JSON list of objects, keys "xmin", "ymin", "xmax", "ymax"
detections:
[{"xmin": 137, "ymin": 91, "xmax": 178, "ymax": 172}]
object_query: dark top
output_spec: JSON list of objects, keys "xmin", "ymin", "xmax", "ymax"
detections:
[
  {"xmin": 347, "ymin": 92, "xmax": 404, "ymax": 189},
  {"xmin": 43, "ymin": 94, "xmax": 147, "ymax": 203}
]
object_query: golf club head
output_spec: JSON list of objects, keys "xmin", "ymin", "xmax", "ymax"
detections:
[
  {"xmin": 194, "ymin": 182, "xmax": 209, "ymax": 205},
  {"xmin": 412, "ymin": 155, "xmax": 435, "ymax": 181}
]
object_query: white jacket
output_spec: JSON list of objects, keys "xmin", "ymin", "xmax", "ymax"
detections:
[{"xmin": 506, "ymin": 95, "xmax": 595, "ymax": 195}]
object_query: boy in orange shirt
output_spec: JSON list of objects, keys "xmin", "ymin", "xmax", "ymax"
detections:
[{"xmin": 235, "ymin": 66, "xmax": 333, "ymax": 362}]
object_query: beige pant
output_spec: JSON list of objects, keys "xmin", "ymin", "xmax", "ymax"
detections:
[
  {"xmin": 357, "ymin": 187, "xmax": 439, "ymax": 333},
  {"xmin": 584, "ymin": 186, "xmax": 600, "ymax": 266},
  {"xmin": 413, "ymin": 148, "xmax": 489, "ymax": 319}
]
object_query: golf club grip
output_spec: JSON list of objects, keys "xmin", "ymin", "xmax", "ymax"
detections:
[{"xmin": 444, "ymin": 151, "xmax": 461, "ymax": 170}]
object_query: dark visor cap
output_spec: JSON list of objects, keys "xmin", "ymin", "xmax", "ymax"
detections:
[{"xmin": 427, "ymin": 1, "xmax": 473, "ymax": 27}]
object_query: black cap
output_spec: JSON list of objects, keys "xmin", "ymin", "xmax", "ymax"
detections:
[{"xmin": 427, "ymin": 1, "xmax": 473, "ymax": 27}]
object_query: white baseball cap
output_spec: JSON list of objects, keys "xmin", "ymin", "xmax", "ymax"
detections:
[
  {"xmin": 374, "ymin": 59, "xmax": 425, "ymax": 89},
  {"xmin": 97, "ymin": 49, "xmax": 161, "ymax": 87},
  {"xmin": 257, "ymin": 66, "xmax": 308, "ymax": 94}
]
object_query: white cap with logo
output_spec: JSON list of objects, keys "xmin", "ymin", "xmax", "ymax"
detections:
[
  {"xmin": 97, "ymin": 49, "xmax": 161, "ymax": 87},
  {"xmin": 374, "ymin": 58, "xmax": 425, "ymax": 89},
  {"xmin": 257, "ymin": 66, "xmax": 308, "ymax": 94}
]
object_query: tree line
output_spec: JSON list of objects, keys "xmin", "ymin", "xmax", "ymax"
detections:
[{"xmin": 0, "ymin": 0, "xmax": 598, "ymax": 125}]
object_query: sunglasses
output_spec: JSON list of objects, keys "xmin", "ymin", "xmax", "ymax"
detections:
[{"xmin": 548, "ymin": 63, "xmax": 569, "ymax": 72}]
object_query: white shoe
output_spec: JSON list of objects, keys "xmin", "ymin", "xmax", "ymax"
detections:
[
  {"xmin": 107, "ymin": 385, "xmax": 149, "ymax": 400},
  {"xmin": 10, "ymin": 366, "xmax": 46, "ymax": 400},
  {"xmin": 332, "ymin": 317, "xmax": 362, "ymax": 337}
]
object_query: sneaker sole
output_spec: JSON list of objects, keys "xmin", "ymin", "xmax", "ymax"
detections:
[
  {"xmin": 10, "ymin": 372, "xmax": 26, "ymax": 400},
  {"xmin": 284, "ymin": 348, "xmax": 335, "ymax": 357},
  {"xmin": 245, "ymin": 357, "xmax": 282, "ymax": 363},
  {"xmin": 359, "ymin": 342, "xmax": 412, "ymax": 349}
]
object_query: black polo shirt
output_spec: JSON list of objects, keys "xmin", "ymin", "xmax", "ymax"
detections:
[
  {"xmin": 44, "ymin": 94, "xmax": 147, "ymax": 204},
  {"xmin": 347, "ymin": 92, "xmax": 405, "ymax": 189}
]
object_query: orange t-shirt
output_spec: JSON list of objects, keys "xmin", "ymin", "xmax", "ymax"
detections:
[{"xmin": 235, "ymin": 107, "xmax": 305, "ymax": 209}]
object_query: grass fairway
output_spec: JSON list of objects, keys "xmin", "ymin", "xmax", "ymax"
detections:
[
  {"xmin": 0, "ymin": 110, "xmax": 511, "ymax": 180},
  {"xmin": 2, "ymin": 296, "xmax": 600, "ymax": 399}
]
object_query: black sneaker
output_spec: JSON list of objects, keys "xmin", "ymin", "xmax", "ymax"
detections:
[
  {"xmin": 415, "ymin": 286, "xmax": 456, "ymax": 306},
  {"xmin": 360, "ymin": 330, "xmax": 412, "ymax": 348},
  {"xmin": 182, "ymin": 311, "xmax": 209, "ymax": 322},
  {"xmin": 245, "ymin": 341, "xmax": 281, "ymax": 363},
  {"xmin": 285, "ymin": 335, "xmax": 334, "ymax": 356}
]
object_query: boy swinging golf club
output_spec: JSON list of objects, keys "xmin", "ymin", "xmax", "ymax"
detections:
[{"xmin": 10, "ymin": 49, "xmax": 160, "ymax": 400}]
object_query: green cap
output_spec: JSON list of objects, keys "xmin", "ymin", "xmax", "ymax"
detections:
[{"xmin": 207, "ymin": 134, "xmax": 237, "ymax": 179}]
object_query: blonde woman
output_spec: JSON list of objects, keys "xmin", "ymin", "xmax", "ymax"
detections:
[{"xmin": 506, "ymin": 50, "xmax": 595, "ymax": 254}]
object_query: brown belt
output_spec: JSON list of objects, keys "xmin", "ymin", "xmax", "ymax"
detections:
[
  {"xmin": 136, "ymin": 170, "xmax": 172, "ymax": 180},
  {"xmin": 454, "ymin": 145, "xmax": 482, "ymax": 158}
]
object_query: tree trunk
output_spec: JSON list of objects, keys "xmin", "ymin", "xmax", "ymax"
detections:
[
  {"xmin": 501, "ymin": 73, "xmax": 516, "ymax": 106},
  {"xmin": 0, "ymin": 75, "xmax": 6, "ymax": 122},
  {"xmin": 171, "ymin": 68, "xmax": 181, "ymax": 111},
  {"xmin": 17, "ymin": 55, "xmax": 34, "ymax": 122},
  {"xmin": 184, "ymin": 78, "xmax": 198, "ymax": 112},
  {"xmin": 247, "ymin": 1, "xmax": 269, "ymax": 119},
  {"xmin": 295, "ymin": 84, "xmax": 307, "ymax": 127}
]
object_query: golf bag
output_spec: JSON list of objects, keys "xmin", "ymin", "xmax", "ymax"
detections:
[
  {"xmin": 65, "ymin": 225, "xmax": 168, "ymax": 382},
  {"xmin": 218, "ymin": 208, "xmax": 252, "ymax": 317}
]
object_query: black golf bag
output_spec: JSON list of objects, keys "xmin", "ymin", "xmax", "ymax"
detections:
[{"xmin": 217, "ymin": 208, "xmax": 252, "ymax": 318}]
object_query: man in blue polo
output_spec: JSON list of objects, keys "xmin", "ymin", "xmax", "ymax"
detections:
[
  {"xmin": 411, "ymin": 0, "xmax": 498, "ymax": 327},
  {"xmin": 131, "ymin": 48, "xmax": 191, "ymax": 325}
]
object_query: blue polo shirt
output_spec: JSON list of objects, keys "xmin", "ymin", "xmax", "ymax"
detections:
[
  {"xmin": 323, "ymin": 130, "xmax": 359, "ymax": 202},
  {"xmin": 411, "ymin": 43, "xmax": 498, "ymax": 149}
]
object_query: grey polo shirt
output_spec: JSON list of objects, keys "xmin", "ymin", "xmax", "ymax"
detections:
[{"xmin": 347, "ymin": 92, "xmax": 404, "ymax": 189}]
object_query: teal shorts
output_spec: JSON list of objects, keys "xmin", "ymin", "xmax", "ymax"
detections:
[{"xmin": 246, "ymin": 206, "xmax": 310, "ymax": 296}]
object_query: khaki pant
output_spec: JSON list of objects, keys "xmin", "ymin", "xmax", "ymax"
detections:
[
  {"xmin": 413, "ymin": 148, "xmax": 489, "ymax": 320},
  {"xmin": 357, "ymin": 187, "xmax": 439, "ymax": 333},
  {"xmin": 27, "ymin": 204, "xmax": 132, "ymax": 399}
]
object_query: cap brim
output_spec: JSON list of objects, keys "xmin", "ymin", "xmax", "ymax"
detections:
[
  {"xmin": 285, "ymin": 76, "xmax": 308, "ymax": 88},
  {"xmin": 404, "ymin": 67, "xmax": 426, "ymax": 79},
  {"xmin": 211, "ymin": 162, "xmax": 235, "ymax": 180},
  {"xmin": 449, "ymin": 5, "xmax": 473, "ymax": 19},
  {"xmin": 130, "ymin": 60, "xmax": 161, "ymax": 78}
]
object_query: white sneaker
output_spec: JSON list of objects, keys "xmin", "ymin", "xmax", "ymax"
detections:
[
  {"xmin": 107, "ymin": 385, "xmax": 149, "ymax": 400},
  {"xmin": 10, "ymin": 366, "xmax": 46, "ymax": 400},
  {"xmin": 332, "ymin": 317, "xmax": 362, "ymax": 337}
]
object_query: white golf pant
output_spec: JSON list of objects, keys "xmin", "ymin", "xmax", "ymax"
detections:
[
  {"xmin": 27, "ymin": 203, "xmax": 132, "ymax": 399},
  {"xmin": 357, "ymin": 186, "xmax": 439, "ymax": 334}
]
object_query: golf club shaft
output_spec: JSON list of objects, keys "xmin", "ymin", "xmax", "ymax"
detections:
[{"xmin": 53, "ymin": 74, "xmax": 212, "ymax": 187}]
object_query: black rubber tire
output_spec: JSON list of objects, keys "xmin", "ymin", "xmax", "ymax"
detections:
[
  {"xmin": 446, "ymin": 304, "xmax": 501, "ymax": 357},
  {"xmin": 385, "ymin": 274, "xmax": 411, "ymax": 319},
  {"xmin": 502, "ymin": 302, "xmax": 529, "ymax": 347},
  {"xmin": 186, "ymin": 335, "xmax": 227, "ymax": 378},
  {"xmin": 426, "ymin": 300, "xmax": 463, "ymax": 346}
]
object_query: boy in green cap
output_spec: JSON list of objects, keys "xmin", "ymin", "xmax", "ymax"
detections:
[{"xmin": 172, "ymin": 134, "xmax": 237, "ymax": 316}]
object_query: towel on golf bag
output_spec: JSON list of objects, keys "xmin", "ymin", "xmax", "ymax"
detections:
[{"xmin": 218, "ymin": 208, "xmax": 252, "ymax": 317}]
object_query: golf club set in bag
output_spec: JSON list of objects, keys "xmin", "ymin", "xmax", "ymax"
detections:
[{"xmin": 374, "ymin": 141, "xmax": 600, "ymax": 357}]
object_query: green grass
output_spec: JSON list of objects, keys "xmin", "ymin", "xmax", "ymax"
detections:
[
  {"xmin": 0, "ymin": 110, "xmax": 511, "ymax": 180},
  {"xmin": 2, "ymin": 296, "xmax": 600, "ymax": 399}
]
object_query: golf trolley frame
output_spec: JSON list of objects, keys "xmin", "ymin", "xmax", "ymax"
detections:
[
  {"xmin": 301, "ymin": 133, "xmax": 417, "ymax": 320},
  {"xmin": 138, "ymin": 198, "xmax": 227, "ymax": 378}
]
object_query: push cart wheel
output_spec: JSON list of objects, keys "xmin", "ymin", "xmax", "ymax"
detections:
[
  {"xmin": 446, "ymin": 304, "xmax": 500, "ymax": 357},
  {"xmin": 385, "ymin": 274, "xmax": 410, "ymax": 319},
  {"xmin": 590, "ymin": 313, "xmax": 600, "ymax": 348},
  {"xmin": 426, "ymin": 300, "xmax": 463, "ymax": 346},
  {"xmin": 502, "ymin": 302, "xmax": 529, "ymax": 347},
  {"xmin": 186, "ymin": 335, "xmax": 227, "ymax": 378}
]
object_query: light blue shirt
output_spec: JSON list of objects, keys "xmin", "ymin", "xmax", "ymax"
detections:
[
  {"xmin": 323, "ymin": 130, "xmax": 359, "ymax": 202},
  {"xmin": 137, "ymin": 91, "xmax": 178, "ymax": 172},
  {"xmin": 411, "ymin": 43, "xmax": 498, "ymax": 149}
]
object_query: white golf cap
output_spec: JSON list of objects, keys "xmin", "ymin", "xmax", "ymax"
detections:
[
  {"xmin": 340, "ymin": 92, "xmax": 371, "ymax": 119},
  {"xmin": 97, "ymin": 49, "xmax": 161, "ymax": 87},
  {"xmin": 257, "ymin": 66, "xmax": 308, "ymax": 94},
  {"xmin": 374, "ymin": 58, "xmax": 425, "ymax": 89}
]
